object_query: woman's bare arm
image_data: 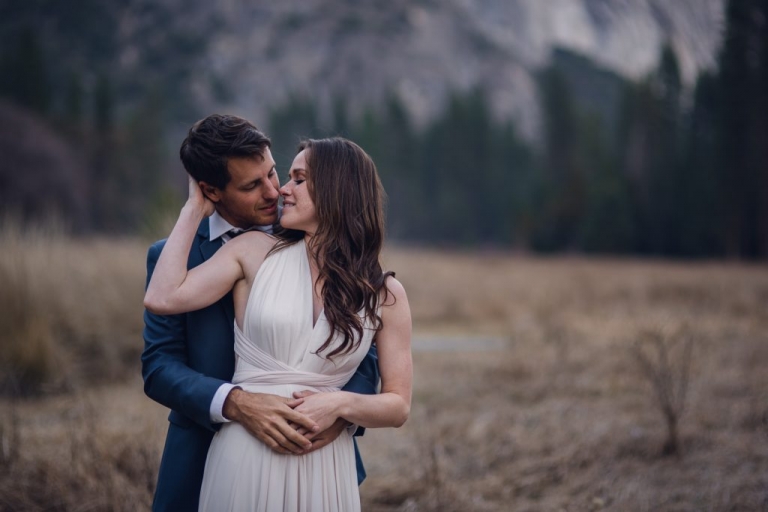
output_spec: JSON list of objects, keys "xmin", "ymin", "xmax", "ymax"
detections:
[
  {"xmin": 143, "ymin": 179, "xmax": 271, "ymax": 315},
  {"xmin": 293, "ymin": 277, "xmax": 413, "ymax": 430}
]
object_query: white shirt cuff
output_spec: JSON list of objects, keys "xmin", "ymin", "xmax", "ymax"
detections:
[
  {"xmin": 210, "ymin": 383, "xmax": 238, "ymax": 423},
  {"xmin": 346, "ymin": 423, "xmax": 359, "ymax": 436}
]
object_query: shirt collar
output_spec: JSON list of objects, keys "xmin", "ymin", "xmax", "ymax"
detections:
[
  {"xmin": 208, "ymin": 209, "xmax": 279, "ymax": 241},
  {"xmin": 208, "ymin": 211, "xmax": 236, "ymax": 242}
]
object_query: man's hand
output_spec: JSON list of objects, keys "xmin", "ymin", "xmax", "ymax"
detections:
[
  {"xmin": 295, "ymin": 418, "xmax": 349, "ymax": 454},
  {"xmin": 223, "ymin": 388, "xmax": 319, "ymax": 455}
]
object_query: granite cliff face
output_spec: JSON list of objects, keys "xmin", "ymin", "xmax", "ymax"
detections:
[{"xmin": 188, "ymin": 0, "xmax": 724, "ymax": 138}]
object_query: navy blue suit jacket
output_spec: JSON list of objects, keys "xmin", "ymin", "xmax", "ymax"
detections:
[{"xmin": 141, "ymin": 219, "xmax": 380, "ymax": 512}]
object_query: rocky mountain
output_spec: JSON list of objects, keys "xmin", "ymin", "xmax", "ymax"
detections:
[{"xmin": 187, "ymin": 0, "xmax": 725, "ymax": 139}]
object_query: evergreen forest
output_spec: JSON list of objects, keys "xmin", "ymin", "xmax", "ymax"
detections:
[{"xmin": 1, "ymin": 0, "xmax": 766, "ymax": 259}]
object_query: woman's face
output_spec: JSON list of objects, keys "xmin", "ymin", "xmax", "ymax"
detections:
[{"xmin": 280, "ymin": 149, "xmax": 318, "ymax": 234}]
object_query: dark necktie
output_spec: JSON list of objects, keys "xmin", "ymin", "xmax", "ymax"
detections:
[
  {"xmin": 226, "ymin": 228, "xmax": 250, "ymax": 239},
  {"xmin": 224, "ymin": 225, "xmax": 273, "ymax": 243}
]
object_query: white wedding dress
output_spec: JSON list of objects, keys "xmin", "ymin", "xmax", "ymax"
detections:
[{"xmin": 198, "ymin": 239, "xmax": 374, "ymax": 512}]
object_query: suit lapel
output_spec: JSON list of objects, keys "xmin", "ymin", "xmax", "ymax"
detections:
[
  {"xmin": 197, "ymin": 218, "xmax": 218, "ymax": 261},
  {"xmin": 197, "ymin": 219, "xmax": 236, "ymax": 329},
  {"xmin": 199, "ymin": 237, "xmax": 220, "ymax": 262}
]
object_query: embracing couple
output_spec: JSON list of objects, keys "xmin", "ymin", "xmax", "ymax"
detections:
[{"xmin": 141, "ymin": 114, "xmax": 413, "ymax": 511}]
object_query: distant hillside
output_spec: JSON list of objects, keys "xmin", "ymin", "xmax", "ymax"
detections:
[{"xmin": 191, "ymin": 0, "xmax": 725, "ymax": 139}]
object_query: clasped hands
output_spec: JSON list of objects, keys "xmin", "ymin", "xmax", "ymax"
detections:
[{"xmin": 223, "ymin": 388, "xmax": 349, "ymax": 456}]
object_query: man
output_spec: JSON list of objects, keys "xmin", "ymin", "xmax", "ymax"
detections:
[{"xmin": 141, "ymin": 114, "xmax": 379, "ymax": 511}]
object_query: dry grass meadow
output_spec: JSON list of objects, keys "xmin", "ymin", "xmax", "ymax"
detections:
[{"xmin": 1, "ymin": 224, "xmax": 767, "ymax": 511}]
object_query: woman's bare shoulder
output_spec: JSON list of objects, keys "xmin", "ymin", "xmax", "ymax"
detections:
[
  {"xmin": 225, "ymin": 230, "xmax": 278, "ymax": 267},
  {"xmin": 382, "ymin": 275, "xmax": 408, "ymax": 307},
  {"xmin": 242, "ymin": 230, "xmax": 279, "ymax": 248},
  {"xmin": 379, "ymin": 275, "xmax": 411, "ymax": 343}
]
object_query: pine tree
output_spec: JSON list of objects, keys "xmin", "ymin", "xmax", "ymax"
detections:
[
  {"xmin": 1, "ymin": 27, "xmax": 51, "ymax": 115},
  {"xmin": 580, "ymin": 113, "xmax": 634, "ymax": 253},
  {"xmin": 717, "ymin": 0, "xmax": 761, "ymax": 258},
  {"xmin": 64, "ymin": 72, "xmax": 85, "ymax": 140},
  {"xmin": 535, "ymin": 67, "xmax": 585, "ymax": 251},
  {"xmin": 376, "ymin": 95, "xmax": 420, "ymax": 240},
  {"xmin": 267, "ymin": 96, "xmax": 321, "ymax": 168},
  {"xmin": 679, "ymin": 72, "xmax": 722, "ymax": 256},
  {"xmin": 90, "ymin": 74, "xmax": 116, "ymax": 229},
  {"xmin": 755, "ymin": 0, "xmax": 768, "ymax": 257},
  {"xmin": 650, "ymin": 43, "xmax": 683, "ymax": 255}
]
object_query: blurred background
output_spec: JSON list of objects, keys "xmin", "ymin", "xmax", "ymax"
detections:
[
  {"xmin": 1, "ymin": 0, "xmax": 767, "ymax": 511},
  {"xmin": 2, "ymin": 0, "xmax": 766, "ymax": 257}
]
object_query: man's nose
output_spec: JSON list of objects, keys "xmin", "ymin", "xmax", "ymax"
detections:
[{"xmin": 264, "ymin": 180, "xmax": 280, "ymax": 200}]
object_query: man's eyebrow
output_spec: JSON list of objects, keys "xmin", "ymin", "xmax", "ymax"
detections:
[{"xmin": 241, "ymin": 166, "xmax": 277, "ymax": 188}]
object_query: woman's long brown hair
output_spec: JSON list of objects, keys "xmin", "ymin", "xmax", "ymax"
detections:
[{"xmin": 271, "ymin": 137, "xmax": 394, "ymax": 359}]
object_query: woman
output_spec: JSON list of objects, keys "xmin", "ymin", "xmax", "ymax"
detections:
[{"xmin": 144, "ymin": 137, "xmax": 412, "ymax": 511}]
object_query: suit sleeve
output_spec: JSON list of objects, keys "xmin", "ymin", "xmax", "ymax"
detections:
[
  {"xmin": 141, "ymin": 241, "xmax": 227, "ymax": 432},
  {"xmin": 340, "ymin": 343, "xmax": 380, "ymax": 437}
]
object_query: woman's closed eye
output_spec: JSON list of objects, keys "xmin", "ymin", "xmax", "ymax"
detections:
[{"xmin": 285, "ymin": 174, "xmax": 305, "ymax": 185}]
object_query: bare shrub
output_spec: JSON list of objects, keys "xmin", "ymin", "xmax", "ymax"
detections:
[
  {"xmin": 0, "ymin": 402, "xmax": 19, "ymax": 467},
  {"xmin": 420, "ymin": 430, "xmax": 448, "ymax": 510},
  {"xmin": 535, "ymin": 301, "xmax": 573, "ymax": 372},
  {"xmin": 630, "ymin": 327, "xmax": 694, "ymax": 456}
]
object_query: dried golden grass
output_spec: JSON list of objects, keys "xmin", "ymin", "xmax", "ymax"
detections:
[
  {"xmin": 1, "ymin": 235, "xmax": 767, "ymax": 511},
  {"xmin": 0, "ymin": 219, "xmax": 146, "ymax": 394},
  {"xmin": 0, "ymin": 381, "xmax": 166, "ymax": 511},
  {"xmin": 361, "ymin": 248, "xmax": 768, "ymax": 511}
]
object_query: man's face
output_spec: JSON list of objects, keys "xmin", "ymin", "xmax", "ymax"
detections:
[{"xmin": 204, "ymin": 148, "xmax": 280, "ymax": 228}]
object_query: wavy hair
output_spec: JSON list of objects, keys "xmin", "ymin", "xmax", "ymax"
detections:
[{"xmin": 271, "ymin": 137, "xmax": 394, "ymax": 359}]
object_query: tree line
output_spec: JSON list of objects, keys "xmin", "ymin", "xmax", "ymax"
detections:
[
  {"xmin": 269, "ymin": 0, "xmax": 768, "ymax": 259},
  {"xmin": 0, "ymin": 0, "xmax": 217, "ymax": 233},
  {"xmin": 1, "ymin": 0, "xmax": 766, "ymax": 258}
]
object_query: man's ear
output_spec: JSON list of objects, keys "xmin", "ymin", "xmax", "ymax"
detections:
[{"xmin": 199, "ymin": 182, "xmax": 222, "ymax": 203}]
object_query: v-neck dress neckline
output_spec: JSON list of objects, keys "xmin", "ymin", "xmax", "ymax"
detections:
[{"xmin": 301, "ymin": 239, "xmax": 325, "ymax": 330}]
